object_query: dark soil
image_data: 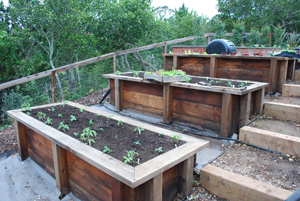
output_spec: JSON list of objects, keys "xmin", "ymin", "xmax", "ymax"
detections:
[{"xmin": 27, "ymin": 104, "xmax": 185, "ymax": 167}]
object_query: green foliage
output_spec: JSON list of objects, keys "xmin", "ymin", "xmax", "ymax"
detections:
[
  {"xmin": 117, "ymin": 120, "xmax": 123, "ymax": 126},
  {"xmin": 261, "ymin": 25, "xmax": 271, "ymax": 46},
  {"xmin": 80, "ymin": 128, "xmax": 97, "ymax": 146},
  {"xmin": 103, "ymin": 146, "xmax": 112, "ymax": 154},
  {"xmin": 123, "ymin": 150, "xmax": 140, "ymax": 165},
  {"xmin": 273, "ymin": 25, "xmax": 287, "ymax": 47},
  {"xmin": 45, "ymin": 117, "xmax": 52, "ymax": 125},
  {"xmin": 134, "ymin": 127, "xmax": 144, "ymax": 134},
  {"xmin": 232, "ymin": 22, "xmax": 245, "ymax": 46},
  {"xmin": 248, "ymin": 28, "xmax": 261, "ymax": 46},
  {"xmin": 155, "ymin": 147, "xmax": 163, "ymax": 153},
  {"xmin": 158, "ymin": 133, "xmax": 164, "ymax": 137},
  {"xmin": 70, "ymin": 115, "xmax": 77, "ymax": 122},
  {"xmin": 173, "ymin": 135, "xmax": 182, "ymax": 145},
  {"xmin": 58, "ymin": 114, "xmax": 63, "ymax": 117},
  {"xmin": 58, "ymin": 121, "xmax": 70, "ymax": 132},
  {"xmin": 286, "ymin": 32, "xmax": 300, "ymax": 47},
  {"xmin": 134, "ymin": 141, "xmax": 140, "ymax": 145},
  {"xmin": 37, "ymin": 112, "xmax": 46, "ymax": 120}
]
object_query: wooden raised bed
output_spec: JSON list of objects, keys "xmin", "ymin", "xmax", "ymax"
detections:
[
  {"xmin": 264, "ymin": 102, "xmax": 300, "ymax": 122},
  {"xmin": 162, "ymin": 54, "xmax": 297, "ymax": 94},
  {"xmin": 103, "ymin": 73, "xmax": 268, "ymax": 137},
  {"xmin": 7, "ymin": 101, "xmax": 209, "ymax": 201},
  {"xmin": 282, "ymin": 84, "xmax": 300, "ymax": 97}
]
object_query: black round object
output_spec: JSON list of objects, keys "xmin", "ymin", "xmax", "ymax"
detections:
[{"xmin": 206, "ymin": 39, "xmax": 236, "ymax": 54}]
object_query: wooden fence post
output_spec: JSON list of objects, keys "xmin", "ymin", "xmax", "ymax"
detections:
[
  {"xmin": 51, "ymin": 71, "xmax": 57, "ymax": 103},
  {"xmin": 163, "ymin": 42, "xmax": 167, "ymax": 69},
  {"xmin": 113, "ymin": 54, "xmax": 117, "ymax": 73}
]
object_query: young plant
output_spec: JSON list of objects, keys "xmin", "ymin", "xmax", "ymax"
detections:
[
  {"xmin": 51, "ymin": 107, "xmax": 55, "ymax": 112},
  {"xmin": 21, "ymin": 102, "xmax": 31, "ymax": 111},
  {"xmin": 134, "ymin": 127, "xmax": 144, "ymax": 134},
  {"xmin": 226, "ymin": 81, "xmax": 233, "ymax": 87},
  {"xmin": 37, "ymin": 112, "xmax": 46, "ymax": 120},
  {"xmin": 80, "ymin": 128, "xmax": 97, "ymax": 146},
  {"xmin": 131, "ymin": 70, "xmax": 139, "ymax": 77},
  {"xmin": 80, "ymin": 108, "xmax": 84, "ymax": 112},
  {"xmin": 239, "ymin": 82, "xmax": 245, "ymax": 87},
  {"xmin": 114, "ymin": 70, "xmax": 122, "ymax": 75},
  {"xmin": 117, "ymin": 120, "xmax": 123, "ymax": 126},
  {"xmin": 73, "ymin": 132, "xmax": 79, "ymax": 137},
  {"xmin": 123, "ymin": 150, "xmax": 140, "ymax": 165},
  {"xmin": 134, "ymin": 141, "xmax": 140, "ymax": 145},
  {"xmin": 209, "ymin": 80, "xmax": 215, "ymax": 84},
  {"xmin": 58, "ymin": 114, "xmax": 63, "ymax": 117},
  {"xmin": 26, "ymin": 112, "xmax": 31, "ymax": 116},
  {"xmin": 45, "ymin": 117, "xmax": 52, "ymax": 125},
  {"xmin": 155, "ymin": 147, "xmax": 163, "ymax": 153},
  {"xmin": 58, "ymin": 121, "xmax": 69, "ymax": 132},
  {"xmin": 158, "ymin": 133, "xmax": 164, "ymax": 137},
  {"xmin": 98, "ymin": 128, "xmax": 104, "ymax": 131},
  {"xmin": 89, "ymin": 119, "xmax": 93, "ymax": 126},
  {"xmin": 70, "ymin": 115, "xmax": 77, "ymax": 122},
  {"xmin": 103, "ymin": 146, "xmax": 112, "ymax": 153},
  {"xmin": 107, "ymin": 115, "xmax": 113, "ymax": 121},
  {"xmin": 173, "ymin": 135, "xmax": 182, "ymax": 145},
  {"xmin": 115, "ymin": 135, "xmax": 118, "ymax": 139}
]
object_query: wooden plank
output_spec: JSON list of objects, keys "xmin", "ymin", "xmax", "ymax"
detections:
[
  {"xmin": 51, "ymin": 72, "xmax": 57, "ymax": 103},
  {"xmin": 173, "ymin": 55, "xmax": 178, "ymax": 69},
  {"xmin": 217, "ymin": 67, "xmax": 270, "ymax": 82},
  {"xmin": 113, "ymin": 54, "xmax": 117, "ymax": 73},
  {"xmin": 200, "ymin": 164, "xmax": 293, "ymax": 201},
  {"xmin": 15, "ymin": 121, "xmax": 29, "ymax": 161},
  {"xmin": 151, "ymin": 173, "xmax": 163, "ymax": 201},
  {"xmin": 239, "ymin": 93, "xmax": 251, "ymax": 127},
  {"xmin": 278, "ymin": 60, "xmax": 288, "ymax": 92},
  {"xmin": 220, "ymin": 93, "xmax": 233, "ymax": 137},
  {"xmin": 268, "ymin": 58, "xmax": 277, "ymax": 94},
  {"xmin": 163, "ymin": 85, "xmax": 172, "ymax": 124},
  {"xmin": 52, "ymin": 142, "xmax": 70, "ymax": 195},
  {"xmin": 287, "ymin": 59, "xmax": 296, "ymax": 80},
  {"xmin": 178, "ymin": 57, "xmax": 210, "ymax": 76},
  {"xmin": 253, "ymin": 88, "xmax": 265, "ymax": 114},
  {"xmin": 265, "ymin": 102, "xmax": 300, "ymax": 121},
  {"xmin": 210, "ymin": 56, "xmax": 217, "ymax": 77},
  {"xmin": 122, "ymin": 80, "xmax": 163, "ymax": 97},
  {"xmin": 28, "ymin": 147, "xmax": 55, "ymax": 177},
  {"xmin": 114, "ymin": 79, "xmax": 123, "ymax": 110},
  {"xmin": 109, "ymin": 79, "xmax": 115, "ymax": 105},
  {"xmin": 282, "ymin": 84, "xmax": 300, "ymax": 97},
  {"xmin": 178, "ymin": 156, "xmax": 194, "ymax": 197},
  {"xmin": 240, "ymin": 126, "xmax": 300, "ymax": 157},
  {"xmin": 165, "ymin": 56, "xmax": 173, "ymax": 70},
  {"xmin": 295, "ymin": 69, "xmax": 300, "ymax": 81}
]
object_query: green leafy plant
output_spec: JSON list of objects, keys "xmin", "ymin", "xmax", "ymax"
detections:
[
  {"xmin": 103, "ymin": 146, "xmax": 112, "ymax": 153},
  {"xmin": 58, "ymin": 121, "xmax": 69, "ymax": 132},
  {"xmin": 26, "ymin": 112, "xmax": 31, "ymax": 116},
  {"xmin": 158, "ymin": 133, "xmax": 164, "ymax": 137},
  {"xmin": 51, "ymin": 107, "xmax": 55, "ymax": 112},
  {"xmin": 73, "ymin": 132, "xmax": 79, "ymax": 136},
  {"xmin": 70, "ymin": 115, "xmax": 77, "ymax": 122},
  {"xmin": 98, "ymin": 128, "xmax": 104, "ymax": 131},
  {"xmin": 80, "ymin": 108, "xmax": 84, "ymax": 112},
  {"xmin": 114, "ymin": 70, "xmax": 122, "ymax": 75},
  {"xmin": 115, "ymin": 135, "xmax": 118, "ymax": 139},
  {"xmin": 155, "ymin": 147, "xmax": 163, "ymax": 153},
  {"xmin": 117, "ymin": 120, "xmax": 123, "ymax": 126},
  {"xmin": 209, "ymin": 80, "xmax": 215, "ymax": 84},
  {"xmin": 21, "ymin": 102, "xmax": 32, "ymax": 111},
  {"xmin": 58, "ymin": 114, "xmax": 63, "ymax": 117},
  {"xmin": 123, "ymin": 150, "xmax": 140, "ymax": 165},
  {"xmin": 134, "ymin": 127, "xmax": 144, "ymax": 134},
  {"xmin": 89, "ymin": 119, "xmax": 93, "ymax": 126},
  {"xmin": 239, "ymin": 82, "xmax": 245, "ymax": 87},
  {"xmin": 131, "ymin": 70, "xmax": 139, "ymax": 77},
  {"xmin": 134, "ymin": 141, "xmax": 140, "ymax": 145},
  {"xmin": 37, "ymin": 112, "xmax": 46, "ymax": 120},
  {"xmin": 145, "ymin": 69, "xmax": 191, "ymax": 83},
  {"xmin": 80, "ymin": 128, "xmax": 97, "ymax": 146},
  {"xmin": 173, "ymin": 135, "xmax": 182, "ymax": 145},
  {"xmin": 45, "ymin": 117, "xmax": 52, "ymax": 125},
  {"xmin": 226, "ymin": 81, "xmax": 233, "ymax": 87}
]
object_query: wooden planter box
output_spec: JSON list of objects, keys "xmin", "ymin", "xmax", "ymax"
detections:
[
  {"xmin": 162, "ymin": 54, "xmax": 296, "ymax": 94},
  {"xmin": 103, "ymin": 73, "xmax": 268, "ymax": 137},
  {"xmin": 7, "ymin": 102, "xmax": 209, "ymax": 201}
]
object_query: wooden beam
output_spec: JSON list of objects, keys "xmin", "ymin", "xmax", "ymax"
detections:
[
  {"xmin": 239, "ymin": 93, "xmax": 251, "ymax": 127},
  {"xmin": 163, "ymin": 85, "xmax": 172, "ymax": 124},
  {"xmin": 15, "ymin": 121, "xmax": 28, "ymax": 161},
  {"xmin": 200, "ymin": 164, "xmax": 293, "ymax": 201},
  {"xmin": 265, "ymin": 102, "xmax": 300, "ymax": 121},
  {"xmin": 240, "ymin": 126, "xmax": 300, "ymax": 157},
  {"xmin": 113, "ymin": 54, "xmax": 117, "ymax": 73},
  {"xmin": 150, "ymin": 173, "xmax": 163, "ymax": 201},
  {"xmin": 278, "ymin": 60, "xmax": 288, "ymax": 92},
  {"xmin": 295, "ymin": 69, "xmax": 300, "ymax": 81},
  {"xmin": 268, "ymin": 58, "xmax": 277, "ymax": 94},
  {"xmin": 173, "ymin": 56, "xmax": 178, "ymax": 69},
  {"xmin": 287, "ymin": 59, "xmax": 296, "ymax": 80},
  {"xmin": 114, "ymin": 79, "xmax": 123, "ymax": 111},
  {"xmin": 178, "ymin": 155, "xmax": 194, "ymax": 197},
  {"xmin": 51, "ymin": 72, "xmax": 57, "ymax": 103},
  {"xmin": 253, "ymin": 88, "xmax": 265, "ymax": 114},
  {"xmin": 210, "ymin": 56, "xmax": 217, "ymax": 77},
  {"xmin": 52, "ymin": 142, "xmax": 70, "ymax": 195},
  {"xmin": 282, "ymin": 84, "xmax": 300, "ymax": 97},
  {"xmin": 220, "ymin": 93, "xmax": 233, "ymax": 137}
]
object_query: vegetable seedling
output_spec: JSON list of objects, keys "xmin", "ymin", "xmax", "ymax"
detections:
[
  {"xmin": 98, "ymin": 128, "xmax": 104, "ymax": 131},
  {"xmin": 123, "ymin": 150, "xmax": 140, "ymax": 165},
  {"xmin": 21, "ymin": 102, "xmax": 31, "ymax": 111},
  {"xmin": 155, "ymin": 147, "xmax": 163, "ymax": 153},
  {"xmin": 114, "ymin": 70, "xmax": 122, "ymax": 75},
  {"xmin": 58, "ymin": 121, "xmax": 69, "ymax": 132},
  {"xmin": 134, "ymin": 127, "xmax": 144, "ymax": 134},
  {"xmin": 173, "ymin": 135, "xmax": 182, "ymax": 145},
  {"xmin": 58, "ymin": 114, "xmax": 63, "ymax": 117},
  {"xmin": 115, "ymin": 135, "xmax": 118, "ymax": 139},
  {"xmin": 80, "ymin": 128, "xmax": 97, "ymax": 146},
  {"xmin": 89, "ymin": 119, "xmax": 93, "ymax": 126},
  {"xmin": 131, "ymin": 70, "xmax": 139, "ymax": 77},
  {"xmin": 26, "ymin": 112, "xmax": 31, "ymax": 115},
  {"xmin": 73, "ymin": 132, "xmax": 79, "ymax": 136},
  {"xmin": 70, "ymin": 115, "xmax": 77, "ymax": 122},
  {"xmin": 107, "ymin": 115, "xmax": 113, "ymax": 121},
  {"xmin": 134, "ymin": 141, "xmax": 140, "ymax": 145},
  {"xmin": 158, "ymin": 133, "xmax": 164, "ymax": 137},
  {"xmin": 117, "ymin": 120, "xmax": 123, "ymax": 126},
  {"xmin": 51, "ymin": 107, "xmax": 55, "ymax": 112},
  {"xmin": 37, "ymin": 112, "xmax": 46, "ymax": 120},
  {"xmin": 45, "ymin": 117, "xmax": 52, "ymax": 125},
  {"xmin": 80, "ymin": 108, "xmax": 84, "ymax": 112},
  {"xmin": 103, "ymin": 146, "xmax": 112, "ymax": 153}
]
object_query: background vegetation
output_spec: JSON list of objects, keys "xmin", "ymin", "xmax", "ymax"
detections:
[{"xmin": 1, "ymin": 0, "xmax": 300, "ymax": 126}]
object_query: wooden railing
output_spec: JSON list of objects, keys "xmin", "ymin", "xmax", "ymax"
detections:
[{"xmin": 0, "ymin": 36, "xmax": 197, "ymax": 102}]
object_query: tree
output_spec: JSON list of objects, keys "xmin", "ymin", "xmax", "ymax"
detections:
[{"xmin": 232, "ymin": 22, "xmax": 245, "ymax": 46}]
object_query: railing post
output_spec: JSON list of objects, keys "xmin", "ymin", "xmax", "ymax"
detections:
[
  {"xmin": 51, "ymin": 71, "xmax": 57, "ymax": 103},
  {"xmin": 163, "ymin": 42, "xmax": 167, "ymax": 69},
  {"xmin": 113, "ymin": 54, "xmax": 117, "ymax": 73}
]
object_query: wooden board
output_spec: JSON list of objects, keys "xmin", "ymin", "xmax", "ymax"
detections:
[
  {"xmin": 200, "ymin": 164, "xmax": 293, "ymax": 201},
  {"xmin": 240, "ymin": 126, "xmax": 300, "ymax": 157},
  {"xmin": 220, "ymin": 94, "xmax": 233, "ymax": 137},
  {"xmin": 178, "ymin": 57, "xmax": 210, "ymax": 76},
  {"xmin": 295, "ymin": 69, "xmax": 300, "ymax": 81},
  {"xmin": 264, "ymin": 102, "xmax": 300, "ymax": 121},
  {"xmin": 109, "ymin": 79, "xmax": 115, "ymax": 105},
  {"xmin": 15, "ymin": 121, "xmax": 28, "ymax": 161},
  {"xmin": 282, "ymin": 84, "xmax": 300, "ymax": 97}
]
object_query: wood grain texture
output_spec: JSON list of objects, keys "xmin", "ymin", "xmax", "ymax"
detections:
[
  {"xmin": 114, "ymin": 79, "xmax": 123, "ymax": 110},
  {"xmin": 200, "ymin": 164, "xmax": 293, "ymax": 201},
  {"xmin": 109, "ymin": 79, "xmax": 115, "ymax": 105},
  {"xmin": 253, "ymin": 88, "xmax": 265, "ymax": 114},
  {"xmin": 282, "ymin": 84, "xmax": 300, "ymax": 97},
  {"xmin": 178, "ymin": 156, "xmax": 194, "ymax": 197},
  {"xmin": 15, "ymin": 121, "xmax": 29, "ymax": 161},
  {"xmin": 295, "ymin": 69, "xmax": 300, "ymax": 81},
  {"xmin": 220, "ymin": 94, "xmax": 233, "ymax": 137},
  {"xmin": 278, "ymin": 60, "xmax": 288, "ymax": 92},
  {"xmin": 240, "ymin": 126, "xmax": 300, "ymax": 157},
  {"xmin": 268, "ymin": 58, "xmax": 277, "ymax": 94},
  {"xmin": 287, "ymin": 59, "xmax": 296, "ymax": 80},
  {"xmin": 239, "ymin": 93, "xmax": 251, "ymax": 127},
  {"xmin": 265, "ymin": 102, "xmax": 300, "ymax": 121},
  {"xmin": 122, "ymin": 80, "xmax": 163, "ymax": 97},
  {"xmin": 210, "ymin": 56, "xmax": 217, "ymax": 77},
  {"xmin": 163, "ymin": 85, "xmax": 173, "ymax": 124},
  {"xmin": 178, "ymin": 57, "xmax": 210, "ymax": 76}
]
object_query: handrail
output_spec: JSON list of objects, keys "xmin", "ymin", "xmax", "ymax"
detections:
[{"xmin": 0, "ymin": 36, "xmax": 197, "ymax": 91}]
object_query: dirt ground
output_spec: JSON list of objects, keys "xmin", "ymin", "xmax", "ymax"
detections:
[{"xmin": 270, "ymin": 96, "xmax": 300, "ymax": 105}]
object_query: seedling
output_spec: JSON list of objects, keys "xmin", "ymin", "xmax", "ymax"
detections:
[
  {"xmin": 209, "ymin": 80, "xmax": 215, "ymax": 84},
  {"xmin": 58, "ymin": 114, "xmax": 63, "ymax": 117},
  {"xmin": 26, "ymin": 112, "xmax": 31, "ymax": 115},
  {"xmin": 73, "ymin": 132, "xmax": 79, "ymax": 136},
  {"xmin": 226, "ymin": 81, "xmax": 233, "ymax": 87},
  {"xmin": 96, "ymin": 114, "xmax": 101, "ymax": 117},
  {"xmin": 80, "ymin": 108, "xmax": 84, "ymax": 112},
  {"xmin": 107, "ymin": 115, "xmax": 113, "ymax": 121},
  {"xmin": 103, "ymin": 146, "xmax": 112, "ymax": 153},
  {"xmin": 114, "ymin": 70, "xmax": 122, "ymax": 75},
  {"xmin": 117, "ymin": 120, "xmax": 123, "ymax": 126},
  {"xmin": 134, "ymin": 141, "xmax": 140, "ymax": 145},
  {"xmin": 123, "ymin": 150, "xmax": 140, "ymax": 165},
  {"xmin": 45, "ymin": 117, "xmax": 52, "ymax": 125},
  {"xmin": 89, "ymin": 119, "xmax": 93, "ymax": 126},
  {"xmin": 239, "ymin": 82, "xmax": 245, "ymax": 87},
  {"xmin": 58, "ymin": 121, "xmax": 69, "ymax": 132},
  {"xmin": 131, "ymin": 70, "xmax": 139, "ymax": 77},
  {"xmin": 37, "ymin": 112, "xmax": 46, "ymax": 120},
  {"xmin": 51, "ymin": 107, "xmax": 55, "ymax": 112},
  {"xmin": 134, "ymin": 127, "xmax": 144, "ymax": 134},
  {"xmin": 158, "ymin": 133, "xmax": 164, "ymax": 137},
  {"xmin": 115, "ymin": 135, "xmax": 118, "ymax": 139},
  {"xmin": 21, "ymin": 102, "xmax": 31, "ymax": 111},
  {"xmin": 155, "ymin": 147, "xmax": 163, "ymax": 153},
  {"xmin": 98, "ymin": 128, "xmax": 104, "ymax": 131},
  {"xmin": 173, "ymin": 135, "xmax": 182, "ymax": 145},
  {"xmin": 70, "ymin": 115, "xmax": 77, "ymax": 122},
  {"xmin": 80, "ymin": 128, "xmax": 97, "ymax": 146}
]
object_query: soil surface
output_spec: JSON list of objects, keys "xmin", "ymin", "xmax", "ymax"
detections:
[
  {"xmin": 28, "ymin": 104, "xmax": 184, "ymax": 167},
  {"xmin": 212, "ymin": 143, "xmax": 300, "ymax": 192},
  {"xmin": 269, "ymin": 96, "xmax": 300, "ymax": 105},
  {"xmin": 249, "ymin": 117, "xmax": 300, "ymax": 137},
  {"xmin": 0, "ymin": 126, "xmax": 17, "ymax": 154}
]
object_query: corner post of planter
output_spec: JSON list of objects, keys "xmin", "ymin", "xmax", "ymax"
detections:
[
  {"xmin": 287, "ymin": 58, "xmax": 296, "ymax": 80},
  {"xmin": 163, "ymin": 42, "xmax": 167, "ymax": 70},
  {"xmin": 220, "ymin": 93, "xmax": 233, "ymax": 137},
  {"xmin": 253, "ymin": 88, "xmax": 265, "ymax": 114},
  {"xmin": 178, "ymin": 155, "xmax": 194, "ymax": 197},
  {"xmin": 268, "ymin": 58, "xmax": 277, "ymax": 94},
  {"xmin": 239, "ymin": 93, "xmax": 251, "ymax": 127},
  {"xmin": 210, "ymin": 56, "xmax": 217, "ymax": 77},
  {"xmin": 15, "ymin": 121, "xmax": 28, "ymax": 161},
  {"xmin": 52, "ymin": 142, "xmax": 70, "ymax": 196},
  {"xmin": 115, "ymin": 79, "xmax": 123, "ymax": 111},
  {"xmin": 148, "ymin": 173, "xmax": 163, "ymax": 201},
  {"xmin": 173, "ymin": 55, "xmax": 178, "ymax": 70},
  {"xmin": 163, "ymin": 85, "xmax": 172, "ymax": 124},
  {"xmin": 278, "ymin": 60, "xmax": 288, "ymax": 92},
  {"xmin": 113, "ymin": 54, "xmax": 117, "ymax": 73},
  {"xmin": 51, "ymin": 71, "xmax": 57, "ymax": 103}
]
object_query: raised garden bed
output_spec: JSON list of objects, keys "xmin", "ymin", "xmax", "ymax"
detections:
[
  {"xmin": 282, "ymin": 84, "xmax": 300, "ymax": 97},
  {"xmin": 7, "ymin": 101, "xmax": 209, "ymax": 201},
  {"xmin": 162, "ymin": 54, "xmax": 297, "ymax": 94},
  {"xmin": 103, "ymin": 72, "xmax": 268, "ymax": 137},
  {"xmin": 265, "ymin": 102, "xmax": 300, "ymax": 122}
]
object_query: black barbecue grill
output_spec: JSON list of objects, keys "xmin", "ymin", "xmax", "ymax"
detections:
[{"xmin": 206, "ymin": 39, "xmax": 237, "ymax": 54}]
